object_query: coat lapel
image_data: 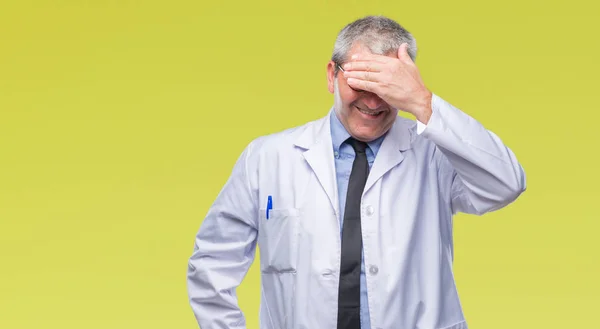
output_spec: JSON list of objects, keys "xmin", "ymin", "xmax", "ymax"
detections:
[
  {"xmin": 293, "ymin": 112, "xmax": 339, "ymax": 215},
  {"xmin": 363, "ymin": 118, "xmax": 415, "ymax": 195},
  {"xmin": 293, "ymin": 112, "xmax": 416, "ymax": 211}
]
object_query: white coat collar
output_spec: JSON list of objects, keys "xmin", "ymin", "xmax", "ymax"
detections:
[{"xmin": 293, "ymin": 107, "xmax": 416, "ymax": 213}]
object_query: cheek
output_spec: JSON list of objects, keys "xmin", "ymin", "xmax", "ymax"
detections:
[
  {"xmin": 340, "ymin": 85, "xmax": 360, "ymax": 103},
  {"xmin": 341, "ymin": 97, "xmax": 359, "ymax": 116}
]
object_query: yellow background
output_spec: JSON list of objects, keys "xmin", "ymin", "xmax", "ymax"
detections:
[{"xmin": 1, "ymin": 0, "xmax": 598, "ymax": 328}]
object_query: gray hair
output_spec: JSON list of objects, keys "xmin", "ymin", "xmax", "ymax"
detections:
[{"xmin": 331, "ymin": 16, "xmax": 417, "ymax": 76}]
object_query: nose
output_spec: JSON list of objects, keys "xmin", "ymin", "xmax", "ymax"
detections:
[{"xmin": 361, "ymin": 92, "xmax": 384, "ymax": 110}]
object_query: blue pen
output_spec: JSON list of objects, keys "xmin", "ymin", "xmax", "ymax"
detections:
[{"xmin": 266, "ymin": 195, "xmax": 273, "ymax": 219}]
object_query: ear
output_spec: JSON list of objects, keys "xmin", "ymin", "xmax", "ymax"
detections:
[{"xmin": 327, "ymin": 61, "xmax": 336, "ymax": 94}]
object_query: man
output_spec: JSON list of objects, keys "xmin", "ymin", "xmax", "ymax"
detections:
[{"xmin": 187, "ymin": 15, "xmax": 526, "ymax": 329}]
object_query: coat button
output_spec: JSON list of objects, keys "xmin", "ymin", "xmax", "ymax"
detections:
[
  {"xmin": 369, "ymin": 265, "xmax": 379, "ymax": 275},
  {"xmin": 365, "ymin": 205, "xmax": 374, "ymax": 216}
]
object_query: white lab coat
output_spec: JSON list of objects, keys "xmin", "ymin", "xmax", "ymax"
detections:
[{"xmin": 187, "ymin": 93, "xmax": 526, "ymax": 329}]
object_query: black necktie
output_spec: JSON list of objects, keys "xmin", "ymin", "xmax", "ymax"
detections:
[{"xmin": 337, "ymin": 137, "xmax": 369, "ymax": 329}]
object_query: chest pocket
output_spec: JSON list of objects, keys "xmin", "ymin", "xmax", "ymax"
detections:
[{"xmin": 258, "ymin": 208, "xmax": 301, "ymax": 274}]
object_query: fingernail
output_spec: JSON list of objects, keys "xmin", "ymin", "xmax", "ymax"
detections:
[{"xmin": 351, "ymin": 54, "xmax": 358, "ymax": 59}]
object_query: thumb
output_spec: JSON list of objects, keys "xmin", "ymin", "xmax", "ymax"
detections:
[{"xmin": 398, "ymin": 42, "xmax": 413, "ymax": 63}]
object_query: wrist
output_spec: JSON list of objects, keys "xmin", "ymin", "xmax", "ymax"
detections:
[{"xmin": 413, "ymin": 89, "xmax": 432, "ymax": 124}]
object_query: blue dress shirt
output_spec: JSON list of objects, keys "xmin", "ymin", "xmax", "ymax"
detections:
[{"xmin": 329, "ymin": 110, "xmax": 386, "ymax": 329}]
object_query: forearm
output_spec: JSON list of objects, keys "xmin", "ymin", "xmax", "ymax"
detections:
[
  {"xmin": 187, "ymin": 142, "xmax": 259, "ymax": 328},
  {"xmin": 419, "ymin": 93, "xmax": 526, "ymax": 214},
  {"xmin": 187, "ymin": 230, "xmax": 255, "ymax": 329}
]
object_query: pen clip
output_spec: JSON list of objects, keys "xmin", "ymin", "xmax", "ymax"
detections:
[{"xmin": 266, "ymin": 195, "xmax": 273, "ymax": 220}]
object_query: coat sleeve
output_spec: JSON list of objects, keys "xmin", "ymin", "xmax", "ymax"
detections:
[
  {"xmin": 187, "ymin": 141, "xmax": 259, "ymax": 329},
  {"xmin": 420, "ymin": 93, "xmax": 527, "ymax": 215}
]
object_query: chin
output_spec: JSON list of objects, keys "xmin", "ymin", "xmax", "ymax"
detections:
[{"xmin": 351, "ymin": 128, "xmax": 384, "ymax": 142}]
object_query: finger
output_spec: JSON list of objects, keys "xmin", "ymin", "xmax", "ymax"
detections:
[
  {"xmin": 397, "ymin": 43, "xmax": 415, "ymax": 65},
  {"xmin": 342, "ymin": 61, "xmax": 383, "ymax": 72},
  {"xmin": 347, "ymin": 78, "xmax": 380, "ymax": 94},
  {"xmin": 343, "ymin": 70, "xmax": 381, "ymax": 82}
]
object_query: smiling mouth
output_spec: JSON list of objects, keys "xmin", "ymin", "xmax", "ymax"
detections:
[{"xmin": 355, "ymin": 105, "xmax": 385, "ymax": 117}]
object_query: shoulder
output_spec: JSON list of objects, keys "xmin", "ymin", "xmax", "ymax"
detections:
[
  {"xmin": 243, "ymin": 115, "xmax": 326, "ymax": 160},
  {"xmin": 394, "ymin": 114, "xmax": 419, "ymax": 135},
  {"xmin": 389, "ymin": 114, "xmax": 444, "ymax": 164}
]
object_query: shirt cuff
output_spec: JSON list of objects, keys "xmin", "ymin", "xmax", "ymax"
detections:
[{"xmin": 416, "ymin": 119, "xmax": 427, "ymax": 135}]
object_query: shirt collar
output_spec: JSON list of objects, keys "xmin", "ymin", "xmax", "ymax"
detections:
[{"xmin": 329, "ymin": 110, "xmax": 386, "ymax": 156}]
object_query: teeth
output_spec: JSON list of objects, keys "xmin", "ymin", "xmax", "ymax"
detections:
[{"xmin": 358, "ymin": 108, "xmax": 381, "ymax": 116}]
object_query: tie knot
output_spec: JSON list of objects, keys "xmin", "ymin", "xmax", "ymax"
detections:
[{"xmin": 347, "ymin": 137, "xmax": 368, "ymax": 154}]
